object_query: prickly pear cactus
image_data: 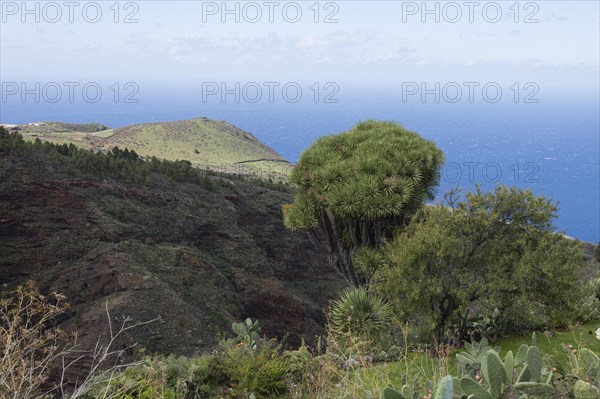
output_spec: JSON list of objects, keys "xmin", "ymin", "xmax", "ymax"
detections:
[
  {"xmin": 574, "ymin": 380, "xmax": 600, "ymax": 399},
  {"xmin": 457, "ymin": 345, "xmax": 554, "ymax": 399},
  {"xmin": 383, "ymin": 376, "xmax": 453, "ymax": 399},
  {"xmin": 231, "ymin": 318, "xmax": 261, "ymax": 348},
  {"xmin": 382, "ymin": 387, "xmax": 406, "ymax": 399},
  {"xmin": 434, "ymin": 375, "xmax": 453, "ymax": 398},
  {"xmin": 579, "ymin": 348, "xmax": 600, "ymax": 382}
]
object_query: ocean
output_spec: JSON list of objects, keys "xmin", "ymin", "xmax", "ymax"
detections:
[{"xmin": 2, "ymin": 91, "xmax": 599, "ymax": 243}]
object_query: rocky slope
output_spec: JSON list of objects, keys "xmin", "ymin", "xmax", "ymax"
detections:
[{"xmin": 0, "ymin": 130, "xmax": 345, "ymax": 364}]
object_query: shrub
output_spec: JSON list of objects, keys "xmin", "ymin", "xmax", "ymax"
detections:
[
  {"xmin": 329, "ymin": 286, "xmax": 392, "ymax": 354},
  {"xmin": 450, "ymin": 308, "xmax": 510, "ymax": 344},
  {"xmin": 575, "ymin": 278, "xmax": 600, "ymax": 323},
  {"xmin": 83, "ymin": 318, "xmax": 293, "ymax": 399},
  {"xmin": 83, "ymin": 355, "xmax": 217, "ymax": 399},
  {"xmin": 0, "ymin": 281, "xmax": 71, "ymax": 399},
  {"xmin": 1, "ymin": 280, "xmax": 159, "ymax": 399},
  {"xmin": 374, "ymin": 186, "xmax": 584, "ymax": 344},
  {"xmin": 212, "ymin": 340, "xmax": 289, "ymax": 399}
]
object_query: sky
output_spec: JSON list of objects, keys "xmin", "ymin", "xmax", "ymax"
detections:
[
  {"xmin": 1, "ymin": 1, "xmax": 599, "ymax": 101},
  {"xmin": 1, "ymin": 1, "xmax": 599, "ymax": 241}
]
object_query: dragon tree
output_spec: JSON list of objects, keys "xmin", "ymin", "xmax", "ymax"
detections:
[{"xmin": 283, "ymin": 120, "xmax": 444, "ymax": 286}]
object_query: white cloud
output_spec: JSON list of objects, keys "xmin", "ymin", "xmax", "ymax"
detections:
[{"xmin": 125, "ymin": 29, "xmax": 395, "ymax": 66}]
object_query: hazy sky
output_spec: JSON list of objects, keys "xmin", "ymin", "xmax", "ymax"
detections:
[{"xmin": 1, "ymin": 1, "xmax": 599, "ymax": 97}]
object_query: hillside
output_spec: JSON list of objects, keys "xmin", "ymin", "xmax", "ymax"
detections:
[
  {"xmin": 0, "ymin": 129, "xmax": 345, "ymax": 364},
  {"xmin": 6, "ymin": 117, "xmax": 291, "ymax": 179}
]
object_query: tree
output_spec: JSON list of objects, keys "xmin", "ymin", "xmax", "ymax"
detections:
[
  {"xmin": 374, "ymin": 186, "xmax": 584, "ymax": 345},
  {"xmin": 283, "ymin": 120, "xmax": 444, "ymax": 286}
]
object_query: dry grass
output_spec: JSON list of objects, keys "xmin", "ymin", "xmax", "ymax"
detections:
[{"xmin": 1, "ymin": 281, "xmax": 158, "ymax": 399}]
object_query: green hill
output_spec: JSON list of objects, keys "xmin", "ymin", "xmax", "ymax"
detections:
[
  {"xmin": 7, "ymin": 117, "xmax": 292, "ymax": 180},
  {"xmin": 0, "ymin": 128, "xmax": 344, "ymax": 363}
]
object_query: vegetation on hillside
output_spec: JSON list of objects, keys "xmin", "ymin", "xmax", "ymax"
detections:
[
  {"xmin": 1, "ymin": 120, "xmax": 599, "ymax": 399},
  {"xmin": 13, "ymin": 118, "xmax": 291, "ymax": 179},
  {"xmin": 1, "ymin": 126, "xmax": 290, "ymax": 192},
  {"xmin": 2, "ymin": 126, "xmax": 211, "ymax": 185},
  {"xmin": 0, "ymin": 124, "xmax": 344, "ymax": 368},
  {"xmin": 375, "ymin": 186, "xmax": 584, "ymax": 345},
  {"xmin": 283, "ymin": 120, "xmax": 444, "ymax": 285},
  {"xmin": 12, "ymin": 122, "xmax": 110, "ymax": 133},
  {"xmin": 3, "ymin": 289, "xmax": 598, "ymax": 399}
]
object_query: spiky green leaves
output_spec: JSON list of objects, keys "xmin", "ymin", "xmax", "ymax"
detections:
[
  {"xmin": 330, "ymin": 287, "xmax": 392, "ymax": 344},
  {"xmin": 284, "ymin": 120, "xmax": 444, "ymax": 229},
  {"xmin": 352, "ymin": 246, "xmax": 388, "ymax": 281}
]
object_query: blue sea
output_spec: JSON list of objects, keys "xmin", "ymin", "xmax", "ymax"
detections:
[{"xmin": 2, "ymin": 90, "xmax": 599, "ymax": 243}]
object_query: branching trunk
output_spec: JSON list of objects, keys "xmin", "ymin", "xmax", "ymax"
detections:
[
  {"xmin": 360, "ymin": 221, "xmax": 368, "ymax": 245},
  {"xmin": 310, "ymin": 212, "xmax": 407, "ymax": 287},
  {"xmin": 315, "ymin": 210, "xmax": 360, "ymax": 286},
  {"xmin": 434, "ymin": 294, "xmax": 456, "ymax": 346},
  {"xmin": 348, "ymin": 220, "xmax": 360, "ymax": 247},
  {"xmin": 307, "ymin": 229, "xmax": 324, "ymax": 250}
]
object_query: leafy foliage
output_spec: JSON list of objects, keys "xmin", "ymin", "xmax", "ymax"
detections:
[
  {"xmin": 352, "ymin": 246, "xmax": 388, "ymax": 283},
  {"xmin": 283, "ymin": 120, "xmax": 444, "ymax": 285},
  {"xmin": 82, "ymin": 355, "xmax": 217, "ymax": 399},
  {"xmin": 576, "ymin": 278, "xmax": 600, "ymax": 323},
  {"xmin": 83, "ymin": 320, "xmax": 291, "ymax": 399},
  {"xmin": 450, "ymin": 308, "xmax": 510, "ymax": 344},
  {"xmin": 213, "ymin": 340, "xmax": 289, "ymax": 399},
  {"xmin": 0, "ymin": 127, "xmax": 210, "ymax": 186},
  {"xmin": 374, "ymin": 186, "xmax": 584, "ymax": 344}
]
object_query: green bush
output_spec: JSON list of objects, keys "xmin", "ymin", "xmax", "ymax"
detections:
[
  {"xmin": 82, "ymin": 317, "xmax": 294, "ymax": 399},
  {"xmin": 374, "ymin": 186, "xmax": 584, "ymax": 344},
  {"xmin": 83, "ymin": 355, "xmax": 217, "ymax": 398},
  {"xmin": 329, "ymin": 286, "xmax": 392, "ymax": 353},
  {"xmin": 450, "ymin": 308, "xmax": 510, "ymax": 344},
  {"xmin": 212, "ymin": 340, "xmax": 289, "ymax": 399},
  {"xmin": 576, "ymin": 278, "xmax": 600, "ymax": 323}
]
